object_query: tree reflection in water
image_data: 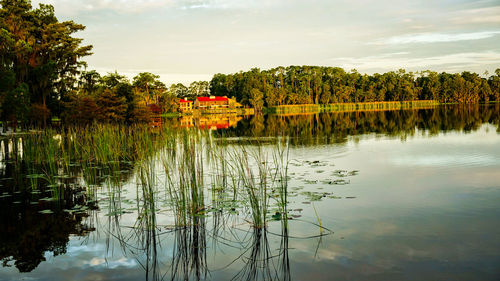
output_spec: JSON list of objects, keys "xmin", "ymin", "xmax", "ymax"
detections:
[
  {"xmin": 214, "ymin": 104, "xmax": 500, "ymax": 145},
  {"xmin": 0, "ymin": 104, "xmax": 498, "ymax": 279},
  {"xmin": 0, "ymin": 140, "xmax": 96, "ymax": 272}
]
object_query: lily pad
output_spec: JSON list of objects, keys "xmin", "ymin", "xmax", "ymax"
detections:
[{"xmin": 271, "ymin": 212, "xmax": 282, "ymax": 221}]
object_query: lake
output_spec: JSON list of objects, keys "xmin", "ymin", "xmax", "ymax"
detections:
[{"xmin": 0, "ymin": 104, "xmax": 499, "ymax": 281}]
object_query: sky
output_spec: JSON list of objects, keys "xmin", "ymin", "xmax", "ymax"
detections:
[{"xmin": 32, "ymin": 0, "xmax": 500, "ymax": 85}]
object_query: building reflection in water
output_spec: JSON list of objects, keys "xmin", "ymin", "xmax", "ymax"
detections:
[{"xmin": 178, "ymin": 115, "xmax": 244, "ymax": 130}]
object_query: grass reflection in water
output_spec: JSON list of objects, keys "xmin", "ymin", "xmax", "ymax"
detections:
[{"xmin": 0, "ymin": 124, "xmax": 336, "ymax": 279}]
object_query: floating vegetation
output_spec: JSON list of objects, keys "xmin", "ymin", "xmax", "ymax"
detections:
[
  {"xmin": 303, "ymin": 179, "xmax": 318, "ymax": 184},
  {"xmin": 300, "ymin": 191, "xmax": 334, "ymax": 202},
  {"xmin": 323, "ymin": 179, "xmax": 350, "ymax": 185},
  {"xmin": 104, "ymin": 209, "xmax": 130, "ymax": 216},
  {"xmin": 271, "ymin": 212, "xmax": 282, "ymax": 221},
  {"xmin": 332, "ymin": 170, "xmax": 359, "ymax": 177}
]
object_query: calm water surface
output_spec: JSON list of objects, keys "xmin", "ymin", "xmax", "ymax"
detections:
[{"xmin": 0, "ymin": 105, "xmax": 499, "ymax": 280}]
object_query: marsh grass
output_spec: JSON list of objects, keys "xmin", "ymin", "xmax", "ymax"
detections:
[
  {"xmin": 271, "ymin": 100, "xmax": 439, "ymax": 114},
  {"xmin": 6, "ymin": 122, "xmax": 338, "ymax": 281},
  {"xmin": 12, "ymin": 122, "xmax": 297, "ymax": 232},
  {"xmin": 231, "ymin": 147, "xmax": 269, "ymax": 229},
  {"xmin": 160, "ymin": 130, "xmax": 206, "ymax": 227},
  {"xmin": 271, "ymin": 139, "xmax": 290, "ymax": 228}
]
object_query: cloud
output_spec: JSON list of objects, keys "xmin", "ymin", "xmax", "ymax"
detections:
[
  {"xmin": 450, "ymin": 6, "xmax": 500, "ymax": 24},
  {"xmin": 31, "ymin": 0, "xmax": 173, "ymax": 15},
  {"xmin": 83, "ymin": 257, "xmax": 137, "ymax": 269},
  {"xmin": 178, "ymin": 0, "xmax": 253, "ymax": 10},
  {"xmin": 30, "ymin": 0, "xmax": 500, "ymax": 82},
  {"xmin": 31, "ymin": 0, "xmax": 253, "ymax": 15},
  {"xmin": 371, "ymin": 31, "xmax": 500, "ymax": 45},
  {"xmin": 328, "ymin": 51, "xmax": 500, "ymax": 73}
]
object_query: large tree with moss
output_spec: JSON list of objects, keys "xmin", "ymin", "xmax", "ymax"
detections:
[{"xmin": 0, "ymin": 0, "xmax": 92, "ymax": 127}]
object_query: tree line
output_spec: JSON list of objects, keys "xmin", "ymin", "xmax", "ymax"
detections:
[
  {"xmin": 64, "ymin": 70, "xmax": 208, "ymax": 125},
  {"xmin": 210, "ymin": 66, "xmax": 500, "ymax": 111}
]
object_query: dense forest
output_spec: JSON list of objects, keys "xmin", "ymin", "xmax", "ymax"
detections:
[
  {"xmin": 210, "ymin": 67, "xmax": 500, "ymax": 111},
  {"xmin": 1, "ymin": 0, "xmax": 499, "ymax": 128}
]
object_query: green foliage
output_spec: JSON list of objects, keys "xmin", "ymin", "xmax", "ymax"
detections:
[
  {"xmin": 159, "ymin": 92, "xmax": 180, "ymax": 113},
  {"xmin": 0, "ymin": 69, "xmax": 16, "ymax": 119},
  {"xmin": 1, "ymin": 83, "xmax": 30, "ymax": 128},
  {"xmin": 250, "ymin": 88, "xmax": 264, "ymax": 112},
  {"xmin": 131, "ymin": 72, "xmax": 166, "ymax": 111},
  {"xmin": 488, "ymin": 69, "xmax": 500, "ymax": 102},
  {"xmin": 187, "ymin": 81, "xmax": 209, "ymax": 99},
  {"xmin": 65, "ymin": 71, "xmax": 161, "ymax": 124},
  {"xmin": 100, "ymin": 71, "xmax": 128, "ymax": 88},
  {"xmin": 168, "ymin": 83, "xmax": 188, "ymax": 97},
  {"xmin": 78, "ymin": 70, "xmax": 101, "ymax": 93},
  {"xmin": 210, "ymin": 66, "xmax": 500, "ymax": 108},
  {"xmin": 114, "ymin": 82, "xmax": 136, "ymax": 120},
  {"xmin": 0, "ymin": 0, "xmax": 92, "ymax": 127},
  {"xmin": 132, "ymin": 72, "xmax": 165, "ymax": 96}
]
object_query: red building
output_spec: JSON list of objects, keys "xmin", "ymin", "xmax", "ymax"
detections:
[{"xmin": 194, "ymin": 96, "xmax": 229, "ymax": 110}]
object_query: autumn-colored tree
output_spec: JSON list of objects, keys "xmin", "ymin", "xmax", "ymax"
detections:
[
  {"xmin": 129, "ymin": 103, "xmax": 152, "ymax": 123},
  {"xmin": 96, "ymin": 89, "xmax": 127, "ymax": 123},
  {"xmin": 29, "ymin": 103, "xmax": 50, "ymax": 127},
  {"xmin": 61, "ymin": 95, "xmax": 99, "ymax": 125}
]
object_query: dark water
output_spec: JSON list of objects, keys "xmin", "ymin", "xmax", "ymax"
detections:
[{"xmin": 0, "ymin": 104, "xmax": 499, "ymax": 280}]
